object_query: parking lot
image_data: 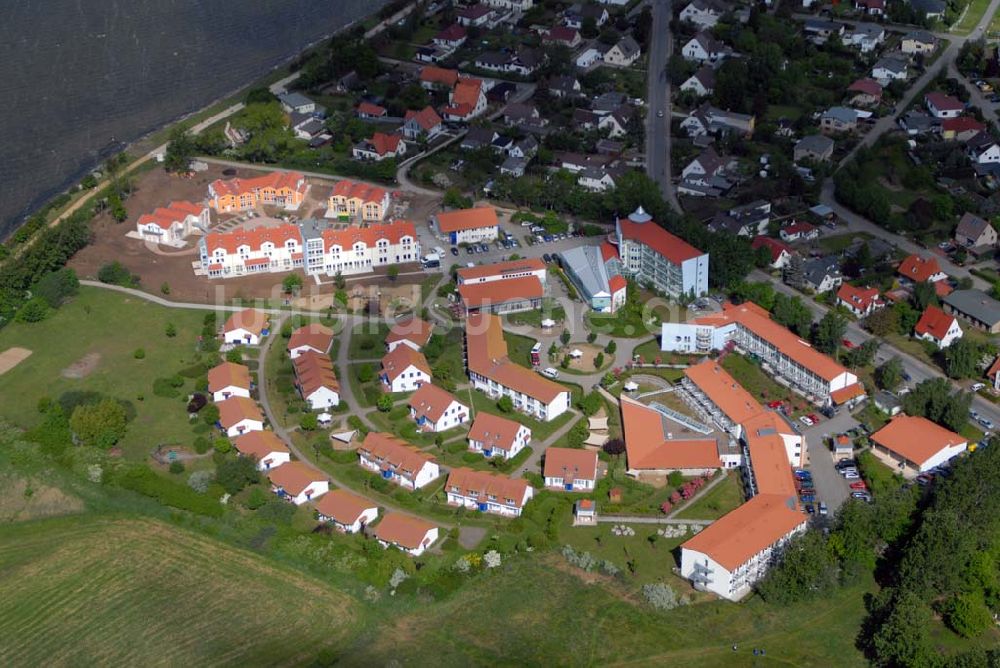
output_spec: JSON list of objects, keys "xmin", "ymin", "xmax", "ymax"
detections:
[{"xmin": 801, "ymin": 410, "xmax": 860, "ymax": 513}]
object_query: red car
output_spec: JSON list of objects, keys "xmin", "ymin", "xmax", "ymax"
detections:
[
  {"xmin": 842, "ymin": 339, "xmax": 856, "ymax": 349},
  {"xmin": 849, "ymin": 481, "xmax": 868, "ymax": 491},
  {"xmin": 767, "ymin": 400, "xmax": 783, "ymax": 409},
  {"xmin": 808, "ymin": 413, "xmax": 821, "ymax": 424}
]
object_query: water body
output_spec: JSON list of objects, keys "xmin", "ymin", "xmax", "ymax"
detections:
[{"xmin": 0, "ymin": 0, "xmax": 384, "ymax": 238}]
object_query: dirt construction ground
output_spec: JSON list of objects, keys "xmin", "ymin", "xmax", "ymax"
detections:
[{"xmin": 68, "ymin": 164, "xmax": 440, "ymax": 305}]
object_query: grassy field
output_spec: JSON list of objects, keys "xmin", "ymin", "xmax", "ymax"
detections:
[
  {"xmin": 954, "ymin": 0, "xmax": 993, "ymax": 34},
  {"xmin": 820, "ymin": 232, "xmax": 873, "ymax": 254},
  {"xmin": 344, "ymin": 556, "xmax": 872, "ymax": 667},
  {"xmin": 463, "ymin": 386, "xmax": 575, "ymax": 441},
  {"xmin": 721, "ymin": 354, "xmax": 806, "ymax": 412},
  {"xmin": 348, "ymin": 321, "xmax": 391, "ymax": 358},
  {"xmin": 0, "ymin": 287, "xmax": 208, "ymax": 459},
  {"xmin": 0, "ymin": 516, "xmax": 361, "ymax": 666},
  {"xmin": 674, "ymin": 471, "xmax": 744, "ymax": 520}
]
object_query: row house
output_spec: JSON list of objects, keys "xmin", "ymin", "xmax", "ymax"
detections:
[
  {"xmin": 293, "ymin": 351, "xmax": 340, "ymax": 410},
  {"xmin": 199, "ymin": 224, "xmax": 304, "ymax": 279},
  {"xmin": 135, "ymin": 200, "xmax": 208, "ymax": 245},
  {"xmin": 268, "ymin": 461, "xmax": 329, "ymax": 505},
  {"xmin": 357, "ymin": 432, "xmax": 440, "ymax": 490},
  {"xmin": 233, "ymin": 431, "xmax": 290, "ymax": 472},
  {"xmin": 300, "ymin": 219, "xmax": 419, "ymax": 278},
  {"xmin": 287, "ymin": 323, "xmax": 334, "ymax": 359},
  {"xmin": 208, "ymin": 171, "xmax": 308, "ymax": 212},
  {"xmin": 315, "ymin": 489, "xmax": 379, "ymax": 533},
  {"xmin": 467, "ymin": 412, "xmax": 532, "ymax": 460},
  {"xmin": 445, "ymin": 467, "xmax": 534, "ymax": 517},
  {"xmin": 326, "ymin": 180, "xmax": 391, "ymax": 222},
  {"xmin": 373, "ymin": 513, "xmax": 439, "ymax": 557}
]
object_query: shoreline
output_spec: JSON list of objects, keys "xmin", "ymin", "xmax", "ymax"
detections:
[{"xmin": 2, "ymin": 6, "xmax": 380, "ymax": 242}]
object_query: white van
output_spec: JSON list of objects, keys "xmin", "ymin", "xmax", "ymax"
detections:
[{"xmin": 541, "ymin": 367, "xmax": 559, "ymax": 379}]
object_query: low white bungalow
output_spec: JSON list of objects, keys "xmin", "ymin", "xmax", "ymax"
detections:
[
  {"xmin": 207, "ymin": 362, "xmax": 252, "ymax": 402},
  {"xmin": 217, "ymin": 396, "xmax": 264, "ymax": 438},
  {"xmin": 543, "ymin": 447, "xmax": 598, "ymax": 490},
  {"xmin": 467, "ymin": 412, "xmax": 532, "ymax": 459},
  {"xmin": 373, "ymin": 512, "xmax": 439, "ymax": 557},
  {"xmin": 233, "ymin": 431, "xmax": 291, "ymax": 471},
  {"xmin": 315, "ymin": 489, "xmax": 379, "ymax": 533},
  {"xmin": 268, "ymin": 461, "xmax": 330, "ymax": 505},
  {"xmin": 380, "ymin": 346, "xmax": 432, "ymax": 393},
  {"xmin": 223, "ymin": 309, "xmax": 270, "ymax": 346}
]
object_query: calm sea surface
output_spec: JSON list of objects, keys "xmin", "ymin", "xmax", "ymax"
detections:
[{"xmin": 0, "ymin": 0, "xmax": 383, "ymax": 238}]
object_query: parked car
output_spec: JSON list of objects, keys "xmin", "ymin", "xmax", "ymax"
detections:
[
  {"xmin": 450, "ymin": 247, "xmax": 459, "ymax": 256},
  {"xmin": 800, "ymin": 495, "xmax": 816, "ymax": 504},
  {"xmin": 849, "ymin": 481, "xmax": 868, "ymax": 491},
  {"xmin": 971, "ymin": 383, "xmax": 985, "ymax": 392},
  {"xmin": 808, "ymin": 413, "xmax": 821, "ymax": 424},
  {"xmin": 836, "ymin": 459, "xmax": 857, "ymax": 470},
  {"xmin": 843, "ymin": 471, "xmax": 860, "ymax": 480},
  {"xmin": 767, "ymin": 400, "xmax": 783, "ymax": 409},
  {"xmin": 541, "ymin": 367, "xmax": 559, "ymax": 379},
  {"xmin": 805, "ymin": 503, "xmax": 816, "ymax": 514},
  {"xmin": 851, "ymin": 491, "xmax": 872, "ymax": 503},
  {"xmin": 842, "ymin": 339, "xmax": 855, "ymax": 349},
  {"xmin": 799, "ymin": 415, "xmax": 814, "ymax": 426},
  {"xmin": 794, "ymin": 469, "xmax": 811, "ymax": 478},
  {"xmin": 819, "ymin": 502, "xmax": 828, "ymax": 516},
  {"xmin": 979, "ymin": 417, "xmax": 995, "ymax": 430}
]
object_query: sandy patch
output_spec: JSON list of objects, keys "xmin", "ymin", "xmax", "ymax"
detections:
[
  {"xmin": 0, "ymin": 347, "xmax": 32, "ymax": 375},
  {"xmin": 61, "ymin": 352, "xmax": 101, "ymax": 379},
  {"xmin": 561, "ymin": 342, "xmax": 608, "ymax": 371}
]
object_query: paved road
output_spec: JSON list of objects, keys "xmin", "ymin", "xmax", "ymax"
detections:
[
  {"xmin": 645, "ymin": 0, "xmax": 681, "ymax": 212},
  {"xmin": 754, "ymin": 271, "xmax": 1000, "ymax": 427}
]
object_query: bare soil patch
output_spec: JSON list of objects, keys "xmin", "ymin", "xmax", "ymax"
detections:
[
  {"xmin": 562, "ymin": 342, "xmax": 608, "ymax": 372},
  {"xmin": 0, "ymin": 347, "xmax": 32, "ymax": 375},
  {"xmin": 0, "ymin": 476, "xmax": 84, "ymax": 522},
  {"xmin": 61, "ymin": 352, "xmax": 101, "ymax": 379}
]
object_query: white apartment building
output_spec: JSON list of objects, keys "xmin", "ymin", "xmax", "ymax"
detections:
[
  {"xmin": 445, "ymin": 468, "xmax": 534, "ymax": 517},
  {"xmin": 616, "ymin": 207, "xmax": 709, "ymax": 299}
]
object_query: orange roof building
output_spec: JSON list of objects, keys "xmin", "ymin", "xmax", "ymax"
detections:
[
  {"xmin": 287, "ymin": 323, "xmax": 334, "ymax": 358},
  {"xmin": 232, "ymin": 431, "xmax": 291, "ymax": 471},
  {"xmin": 357, "ymin": 432, "xmax": 441, "ymax": 490},
  {"xmin": 314, "ymin": 489, "xmax": 379, "ymax": 533},
  {"xmin": 408, "ymin": 383, "xmax": 469, "ymax": 432},
  {"xmin": 135, "ymin": 200, "xmax": 208, "ymax": 244},
  {"xmin": 292, "ymin": 350, "xmax": 340, "ymax": 410},
  {"xmin": 432, "ymin": 207, "xmax": 499, "ymax": 245},
  {"xmin": 445, "ymin": 467, "xmax": 534, "ymax": 517},
  {"xmin": 682, "ymin": 359, "xmax": 763, "ymax": 436},
  {"xmin": 207, "ymin": 361, "xmax": 252, "ymax": 402},
  {"xmin": 222, "ymin": 309, "xmax": 270, "ymax": 345},
  {"xmin": 380, "ymin": 345, "xmax": 432, "ymax": 393},
  {"xmin": 372, "ymin": 512, "xmax": 439, "ymax": 556},
  {"xmin": 467, "ymin": 412, "xmax": 532, "ymax": 460},
  {"xmin": 464, "ymin": 313, "xmax": 571, "ymax": 421},
  {"xmin": 208, "ymin": 171, "xmax": 308, "ymax": 212},
  {"xmin": 326, "ymin": 180, "xmax": 391, "ymax": 222},
  {"xmin": 385, "ymin": 316, "xmax": 435, "ymax": 352},
  {"xmin": 458, "ymin": 276, "xmax": 545, "ymax": 314},
  {"xmin": 456, "ymin": 257, "xmax": 546, "ymax": 285},
  {"xmin": 353, "ymin": 132, "xmax": 405, "ymax": 161},
  {"xmin": 897, "ymin": 253, "xmax": 947, "ymax": 283},
  {"xmin": 620, "ymin": 397, "xmax": 725, "ymax": 474},
  {"xmin": 442, "ymin": 78, "xmax": 487, "ymax": 121},
  {"xmin": 836, "ymin": 284, "xmax": 884, "ymax": 317},
  {"xmin": 403, "ymin": 106, "xmax": 443, "ymax": 139},
  {"xmin": 268, "ymin": 461, "xmax": 329, "ymax": 505},
  {"xmin": 870, "ymin": 415, "xmax": 967, "ymax": 475},
  {"xmin": 543, "ymin": 447, "xmax": 598, "ymax": 491},
  {"xmin": 616, "ymin": 206, "xmax": 708, "ymax": 299},
  {"xmin": 914, "ymin": 305, "xmax": 963, "ymax": 348},
  {"xmin": 217, "ymin": 396, "xmax": 264, "ymax": 437},
  {"xmin": 419, "ymin": 66, "xmax": 460, "ymax": 88}
]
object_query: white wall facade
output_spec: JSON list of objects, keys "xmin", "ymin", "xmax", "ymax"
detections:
[
  {"xmin": 544, "ymin": 475, "xmax": 595, "ymax": 491},
  {"xmin": 469, "ymin": 424, "xmax": 532, "ymax": 459},
  {"xmin": 304, "ymin": 387, "xmax": 341, "ymax": 410},
  {"xmin": 224, "ymin": 418, "xmax": 264, "ymax": 438},
  {"xmin": 446, "ymin": 487, "xmax": 533, "ymax": 517},
  {"xmin": 383, "ymin": 366, "xmax": 431, "ymax": 393},
  {"xmin": 254, "ymin": 451, "xmax": 291, "ymax": 471},
  {"xmin": 469, "ymin": 373, "xmax": 570, "ymax": 421},
  {"xmin": 212, "ymin": 385, "xmax": 251, "ymax": 403},
  {"xmin": 224, "ymin": 328, "xmax": 263, "ymax": 346}
]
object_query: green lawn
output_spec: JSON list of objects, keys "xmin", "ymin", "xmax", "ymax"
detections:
[
  {"xmin": 820, "ymin": 232, "xmax": 872, "ymax": 254},
  {"xmin": 0, "ymin": 287, "xmax": 210, "ymax": 460},
  {"xmin": 674, "ymin": 471, "xmax": 744, "ymax": 520},
  {"xmin": 561, "ymin": 523, "xmax": 692, "ymax": 586},
  {"xmin": 348, "ymin": 321, "xmax": 390, "ymax": 359},
  {"xmin": 632, "ymin": 336, "xmax": 662, "ymax": 362},
  {"xmin": 462, "ymin": 386, "xmax": 576, "ymax": 441},
  {"xmin": 0, "ymin": 516, "xmax": 361, "ymax": 666},
  {"xmin": 504, "ymin": 301, "xmax": 566, "ymax": 328},
  {"xmin": 503, "ymin": 329, "xmax": 538, "ymax": 367},
  {"xmin": 720, "ymin": 354, "xmax": 805, "ymax": 411},
  {"xmin": 954, "ymin": 0, "xmax": 993, "ymax": 34}
]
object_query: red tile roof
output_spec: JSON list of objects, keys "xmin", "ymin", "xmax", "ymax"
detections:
[
  {"xmin": 381, "ymin": 345, "xmax": 432, "ymax": 382},
  {"xmin": 373, "ymin": 512, "xmax": 437, "ymax": 550},
  {"xmin": 419, "ymin": 66, "xmax": 459, "ymax": 87},
  {"xmin": 684, "ymin": 359, "xmax": 763, "ymax": 425},
  {"xmin": 287, "ymin": 323, "xmax": 334, "ymax": 354},
  {"xmin": 446, "ymin": 468, "xmax": 532, "ymax": 508},
  {"xmin": 359, "ymin": 432, "xmax": 437, "ymax": 478},
  {"xmin": 293, "ymin": 350, "xmax": 339, "ymax": 396},
  {"xmin": 848, "ymin": 78, "xmax": 883, "ymax": 98},
  {"xmin": 207, "ymin": 362, "xmax": 251, "ymax": 393},
  {"xmin": 451, "ymin": 78, "xmax": 483, "ymax": 107},
  {"xmin": 464, "ymin": 313, "xmax": 568, "ymax": 403},
  {"xmin": 233, "ymin": 431, "xmax": 289, "ymax": 461},
  {"xmin": 609, "ymin": 274, "xmax": 627, "ymax": 293},
  {"xmin": 467, "ymin": 412, "xmax": 527, "ymax": 451},
  {"xmin": 408, "ymin": 383, "xmax": 466, "ymax": 422},
  {"xmin": 457, "ymin": 257, "xmax": 545, "ymax": 282},
  {"xmin": 836, "ymin": 284, "xmax": 881, "ymax": 312},
  {"xmin": 137, "ymin": 200, "xmax": 205, "ymax": 230},
  {"xmin": 357, "ymin": 101, "xmax": 386, "ymax": 117},
  {"xmin": 217, "ymin": 396, "xmax": 263, "ymax": 428},
  {"xmin": 599, "ymin": 241, "xmax": 619, "ymax": 262},
  {"xmin": 543, "ymin": 447, "xmax": 598, "ymax": 481},
  {"xmin": 546, "ymin": 26, "xmax": 580, "ymax": 44},
  {"xmin": 620, "ymin": 397, "xmax": 721, "ymax": 470},
  {"xmin": 988, "ymin": 356, "xmax": 1000, "ymax": 380},
  {"xmin": 751, "ymin": 236, "xmax": 792, "ymax": 264},
  {"xmin": 617, "ymin": 216, "xmax": 704, "ymax": 264},
  {"xmin": 267, "ymin": 461, "xmax": 327, "ymax": 497},
  {"xmin": 210, "ymin": 171, "xmax": 306, "ymax": 199},
  {"xmin": 942, "ymin": 116, "xmax": 985, "ymax": 134},
  {"xmin": 330, "ymin": 180, "xmax": 388, "ymax": 205},
  {"xmin": 435, "ymin": 207, "xmax": 499, "ymax": 233},
  {"xmin": 926, "ymin": 92, "xmax": 964, "ymax": 112},
  {"xmin": 459, "ymin": 276, "xmax": 544, "ymax": 309},
  {"xmin": 318, "ymin": 220, "xmax": 415, "ymax": 252},
  {"xmin": 915, "ymin": 305, "xmax": 957, "ymax": 340},
  {"xmin": 386, "ymin": 316, "xmax": 435, "ymax": 348},
  {"xmin": 367, "ymin": 132, "xmax": 403, "ymax": 156},
  {"xmin": 898, "ymin": 254, "xmax": 944, "ymax": 282},
  {"xmin": 871, "ymin": 415, "xmax": 965, "ymax": 467},
  {"xmin": 314, "ymin": 489, "xmax": 376, "ymax": 526},
  {"xmin": 404, "ymin": 106, "xmax": 443, "ymax": 131},
  {"xmin": 223, "ymin": 309, "xmax": 270, "ymax": 336},
  {"xmin": 830, "ymin": 383, "xmax": 866, "ymax": 405},
  {"xmin": 204, "ymin": 224, "xmax": 301, "ymax": 256},
  {"xmin": 435, "ymin": 23, "xmax": 467, "ymax": 42}
]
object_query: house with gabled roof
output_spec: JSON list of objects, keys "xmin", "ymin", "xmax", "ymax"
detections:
[
  {"xmin": 897, "ymin": 253, "xmax": 947, "ymax": 283},
  {"xmin": 925, "ymin": 92, "xmax": 964, "ymax": 119},
  {"xmin": 373, "ymin": 512, "xmax": 439, "ymax": 556},
  {"xmin": 837, "ymin": 284, "xmax": 884, "ymax": 317},
  {"xmin": 433, "ymin": 23, "xmax": 468, "ymax": 49},
  {"xmin": 293, "ymin": 351, "xmax": 340, "ymax": 410},
  {"xmin": 543, "ymin": 447, "xmax": 598, "ymax": 490},
  {"xmin": 915, "ymin": 305, "xmax": 963, "ymax": 348},
  {"xmin": 682, "ymin": 31, "xmax": 728, "ymax": 63},
  {"xmin": 847, "ymin": 78, "xmax": 883, "ymax": 107},
  {"xmin": 870, "ymin": 415, "xmax": 966, "ymax": 477},
  {"xmin": 902, "ymin": 30, "xmax": 937, "ymax": 54},
  {"xmin": 287, "ymin": 323, "xmax": 334, "ymax": 359},
  {"xmin": 315, "ymin": 489, "xmax": 379, "ymax": 533},
  {"xmin": 135, "ymin": 200, "xmax": 208, "ymax": 245},
  {"xmin": 385, "ymin": 316, "xmax": 435, "ymax": 352},
  {"xmin": 446, "ymin": 468, "xmax": 534, "ymax": 517},
  {"xmin": 794, "ymin": 134, "xmax": 835, "ymax": 163},
  {"xmin": 208, "ymin": 362, "xmax": 252, "ymax": 402},
  {"xmin": 357, "ymin": 432, "xmax": 440, "ymax": 490},
  {"xmin": 681, "ymin": 66, "xmax": 716, "ymax": 97},
  {"xmin": 217, "ymin": 396, "xmax": 264, "ymax": 438},
  {"xmin": 269, "ymin": 461, "xmax": 329, "ymax": 505},
  {"xmin": 403, "ymin": 106, "xmax": 444, "ymax": 140},
  {"xmin": 442, "ymin": 78, "xmax": 488, "ymax": 122},
  {"xmin": 679, "ymin": 0, "xmax": 729, "ymax": 28},
  {"xmin": 326, "ymin": 180, "xmax": 391, "ymax": 221},
  {"xmin": 604, "ymin": 36, "xmax": 641, "ymax": 67},
  {"xmin": 233, "ymin": 431, "xmax": 291, "ymax": 471},
  {"xmin": 467, "ymin": 412, "xmax": 532, "ymax": 459},
  {"xmin": 352, "ymin": 132, "xmax": 406, "ymax": 161},
  {"xmin": 408, "ymin": 383, "xmax": 469, "ymax": 432},
  {"xmin": 751, "ymin": 236, "xmax": 794, "ymax": 270},
  {"xmin": 356, "ymin": 101, "xmax": 387, "ymax": 119},
  {"xmin": 432, "ymin": 206, "xmax": 500, "ymax": 244},
  {"xmin": 954, "ymin": 212, "xmax": 997, "ymax": 248},
  {"xmin": 223, "ymin": 309, "xmax": 270, "ymax": 345},
  {"xmin": 380, "ymin": 345, "xmax": 432, "ymax": 393}
]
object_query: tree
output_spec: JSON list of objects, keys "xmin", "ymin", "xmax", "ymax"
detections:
[
  {"xmin": 244, "ymin": 87, "xmax": 277, "ymax": 105},
  {"xmin": 943, "ymin": 592, "xmax": 994, "ymax": 638},
  {"xmin": 282, "ymin": 273, "xmax": 303, "ymax": 293},
  {"xmin": 578, "ymin": 391, "xmax": 602, "ymax": 416},
  {"xmin": 300, "ymin": 412, "xmax": 318, "ymax": 430},
  {"xmin": 97, "ymin": 261, "xmax": 135, "ymax": 287},
  {"xmin": 214, "ymin": 455, "xmax": 260, "ymax": 494},
  {"xmin": 226, "ymin": 348, "xmax": 243, "ymax": 364},
  {"xmin": 334, "ymin": 271, "xmax": 346, "ymax": 290},
  {"xmin": 944, "ymin": 338, "xmax": 980, "ymax": 379},
  {"xmin": 387, "ymin": 264, "xmax": 400, "ymax": 282},
  {"xmin": 912, "ymin": 280, "xmax": 938, "ymax": 311},
  {"xmin": 201, "ymin": 403, "xmax": 220, "ymax": 426},
  {"xmin": 16, "ymin": 297, "xmax": 48, "ymax": 323},
  {"xmin": 594, "ymin": 352, "xmax": 605, "ymax": 368},
  {"xmin": 812, "ymin": 312, "xmax": 847, "ymax": 354},
  {"xmin": 34, "ymin": 268, "xmax": 79, "ymax": 308},
  {"xmin": 164, "ymin": 126, "xmax": 195, "ymax": 173},
  {"xmin": 870, "ymin": 591, "xmax": 933, "ymax": 668},
  {"xmin": 165, "ymin": 322, "xmax": 177, "ymax": 338},
  {"xmin": 844, "ymin": 339, "xmax": 879, "ymax": 368},
  {"xmin": 756, "ymin": 530, "xmax": 838, "ymax": 605},
  {"xmin": 866, "ymin": 306, "xmax": 900, "ymax": 337},
  {"xmin": 603, "ymin": 438, "xmax": 626, "ymax": 456},
  {"xmin": 376, "ymin": 394, "xmax": 393, "ymax": 412},
  {"xmin": 901, "ymin": 378, "xmax": 971, "ymax": 432},
  {"xmin": 782, "ymin": 254, "xmax": 805, "ymax": 289},
  {"xmin": 160, "ymin": 282, "xmax": 170, "ymax": 295},
  {"xmin": 772, "ymin": 294, "xmax": 812, "ymax": 337},
  {"xmin": 69, "ymin": 399, "xmax": 127, "ymax": 449},
  {"xmin": 875, "ymin": 357, "xmax": 904, "ymax": 391},
  {"xmin": 357, "ymin": 364, "xmax": 374, "ymax": 383},
  {"xmin": 731, "ymin": 281, "xmax": 776, "ymax": 311},
  {"xmin": 605, "ymin": 340, "xmax": 617, "ymax": 355},
  {"xmin": 560, "ymin": 329, "xmax": 571, "ymax": 345},
  {"xmin": 587, "ymin": 331, "xmax": 597, "ymax": 344},
  {"xmin": 497, "ymin": 396, "xmax": 514, "ymax": 413}
]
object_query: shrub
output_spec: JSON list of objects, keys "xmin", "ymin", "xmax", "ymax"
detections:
[
  {"xmin": 168, "ymin": 460, "xmax": 185, "ymax": 474},
  {"xmin": 133, "ymin": 348, "xmax": 146, "ymax": 359},
  {"xmin": 160, "ymin": 282, "xmax": 170, "ymax": 295},
  {"xmin": 300, "ymin": 413, "xmax": 318, "ymax": 430},
  {"xmin": 16, "ymin": 297, "xmax": 49, "ymax": 323},
  {"xmin": 214, "ymin": 438, "xmax": 231, "ymax": 454},
  {"xmin": 112, "ymin": 465, "xmax": 222, "ymax": 517},
  {"xmin": 376, "ymin": 394, "xmax": 394, "ymax": 412},
  {"xmin": 943, "ymin": 593, "xmax": 993, "ymax": 638},
  {"xmin": 642, "ymin": 582, "xmax": 685, "ymax": 610},
  {"xmin": 69, "ymin": 399, "xmax": 127, "ymax": 449},
  {"xmin": 215, "ymin": 455, "xmax": 260, "ymax": 494},
  {"xmin": 187, "ymin": 393, "xmax": 207, "ymax": 413},
  {"xmin": 97, "ymin": 261, "xmax": 137, "ymax": 287},
  {"xmin": 245, "ymin": 486, "xmax": 268, "ymax": 510},
  {"xmin": 357, "ymin": 364, "xmax": 374, "ymax": 383},
  {"xmin": 165, "ymin": 322, "xmax": 177, "ymax": 338},
  {"xmin": 152, "ymin": 378, "xmax": 181, "ymax": 398},
  {"xmin": 187, "ymin": 470, "xmax": 212, "ymax": 492},
  {"xmin": 193, "ymin": 436, "xmax": 210, "ymax": 454},
  {"xmin": 587, "ymin": 332, "xmax": 597, "ymax": 344},
  {"xmin": 226, "ymin": 348, "xmax": 243, "ymax": 364}
]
